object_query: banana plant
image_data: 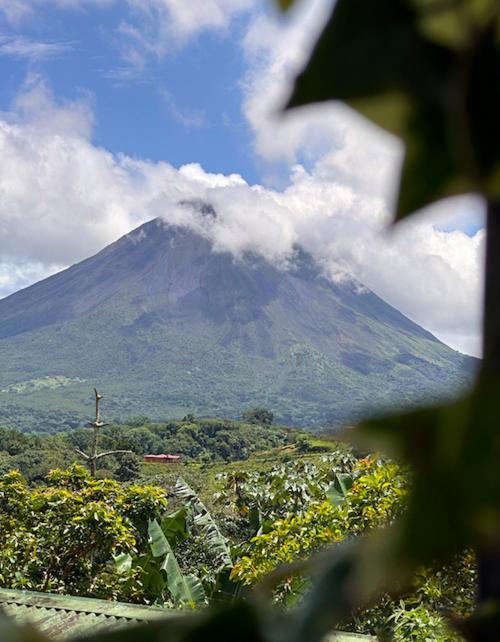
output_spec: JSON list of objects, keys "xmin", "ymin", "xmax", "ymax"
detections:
[
  {"xmin": 326, "ymin": 473, "xmax": 353, "ymax": 508},
  {"xmin": 173, "ymin": 478, "xmax": 233, "ymax": 571},
  {"xmin": 147, "ymin": 518, "xmax": 206, "ymax": 608}
]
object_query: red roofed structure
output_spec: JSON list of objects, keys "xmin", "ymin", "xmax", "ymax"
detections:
[{"xmin": 143, "ymin": 454, "xmax": 181, "ymax": 464}]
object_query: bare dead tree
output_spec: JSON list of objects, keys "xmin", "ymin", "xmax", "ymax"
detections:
[{"xmin": 75, "ymin": 388, "xmax": 132, "ymax": 477}]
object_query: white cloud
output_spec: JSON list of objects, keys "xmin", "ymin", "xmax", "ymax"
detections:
[
  {"xmin": 0, "ymin": 261, "xmax": 64, "ymax": 299},
  {"xmin": 126, "ymin": 0, "xmax": 253, "ymax": 41},
  {"xmin": 0, "ymin": 0, "xmax": 255, "ymax": 73},
  {"xmin": 0, "ymin": 35, "xmax": 71, "ymax": 61},
  {"xmin": 161, "ymin": 89, "xmax": 206, "ymax": 129},
  {"xmin": 241, "ymin": 0, "xmax": 341, "ymax": 165},
  {"xmin": 235, "ymin": 0, "xmax": 485, "ymax": 355},
  {"xmin": 4, "ymin": 75, "xmax": 95, "ymax": 138},
  {"xmin": 0, "ymin": 78, "xmax": 485, "ymax": 357},
  {"xmin": 116, "ymin": 0, "xmax": 254, "ymax": 69},
  {"xmin": 0, "ymin": 0, "xmax": 112, "ymax": 25}
]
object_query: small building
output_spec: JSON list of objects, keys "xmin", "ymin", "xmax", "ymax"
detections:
[{"xmin": 143, "ymin": 454, "xmax": 181, "ymax": 464}]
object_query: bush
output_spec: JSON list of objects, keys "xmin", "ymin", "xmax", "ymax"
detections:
[{"xmin": 0, "ymin": 464, "xmax": 167, "ymax": 598}]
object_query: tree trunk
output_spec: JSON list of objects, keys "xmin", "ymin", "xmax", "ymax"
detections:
[
  {"xmin": 476, "ymin": 200, "xmax": 500, "ymax": 640},
  {"xmin": 90, "ymin": 424, "xmax": 98, "ymax": 477}
]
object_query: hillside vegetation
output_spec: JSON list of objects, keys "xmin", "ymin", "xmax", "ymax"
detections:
[
  {"xmin": 0, "ymin": 443, "xmax": 475, "ymax": 641},
  {"xmin": 0, "ymin": 221, "xmax": 476, "ymax": 433},
  {"xmin": 0, "ymin": 416, "xmax": 302, "ymax": 482}
]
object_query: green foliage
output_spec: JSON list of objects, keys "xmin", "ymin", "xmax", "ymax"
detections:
[
  {"xmin": 0, "ymin": 449, "xmax": 478, "ymax": 640},
  {"xmin": 174, "ymin": 478, "xmax": 233, "ymax": 570},
  {"xmin": 0, "ymin": 428, "xmax": 73, "ymax": 482},
  {"xmin": 114, "ymin": 453, "xmax": 141, "ymax": 482},
  {"xmin": 214, "ymin": 448, "xmax": 356, "ymax": 533},
  {"xmin": 241, "ymin": 408, "xmax": 274, "ymax": 426},
  {"xmin": 70, "ymin": 417, "xmax": 296, "ymax": 464},
  {"xmin": 147, "ymin": 518, "xmax": 206, "ymax": 607},
  {"xmin": 389, "ymin": 603, "xmax": 461, "ymax": 642},
  {"xmin": 0, "ymin": 464, "xmax": 167, "ymax": 597},
  {"xmin": 0, "ymin": 418, "xmax": 299, "ymax": 487},
  {"xmin": 231, "ymin": 458, "xmax": 407, "ymax": 586}
]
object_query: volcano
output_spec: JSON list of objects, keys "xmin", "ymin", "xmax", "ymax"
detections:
[{"xmin": 0, "ymin": 218, "xmax": 475, "ymax": 432}]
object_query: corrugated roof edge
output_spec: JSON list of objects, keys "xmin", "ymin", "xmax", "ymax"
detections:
[
  {"xmin": 0, "ymin": 589, "xmax": 376, "ymax": 641},
  {"xmin": 328, "ymin": 634, "xmax": 377, "ymax": 641},
  {"xmin": 0, "ymin": 589, "xmax": 173, "ymax": 621}
]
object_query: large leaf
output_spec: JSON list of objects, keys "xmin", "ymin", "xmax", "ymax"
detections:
[
  {"xmin": 353, "ymin": 379, "xmax": 500, "ymax": 563},
  {"xmin": 275, "ymin": 0, "xmax": 296, "ymax": 9},
  {"xmin": 326, "ymin": 473, "xmax": 353, "ymax": 507},
  {"xmin": 149, "ymin": 517, "xmax": 170, "ymax": 558},
  {"xmin": 286, "ymin": 0, "xmax": 445, "ymax": 129},
  {"xmin": 148, "ymin": 519, "xmax": 206, "ymax": 607},
  {"xmin": 161, "ymin": 507, "xmax": 189, "ymax": 544},
  {"xmin": 281, "ymin": 532, "xmax": 408, "ymax": 642},
  {"xmin": 113, "ymin": 552, "xmax": 132, "ymax": 574},
  {"xmin": 286, "ymin": 0, "xmax": 500, "ymax": 218},
  {"xmin": 174, "ymin": 478, "xmax": 233, "ymax": 569}
]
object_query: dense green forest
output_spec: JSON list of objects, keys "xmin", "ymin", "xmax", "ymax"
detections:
[{"xmin": 0, "ymin": 415, "xmax": 301, "ymax": 482}]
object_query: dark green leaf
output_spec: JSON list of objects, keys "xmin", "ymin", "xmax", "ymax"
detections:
[
  {"xmin": 326, "ymin": 473, "xmax": 353, "ymax": 507},
  {"xmin": 113, "ymin": 552, "xmax": 132, "ymax": 574},
  {"xmin": 148, "ymin": 518, "xmax": 169, "ymax": 559},
  {"xmin": 335, "ymin": 472, "xmax": 353, "ymax": 495},
  {"xmin": 282, "ymin": 534, "xmax": 408, "ymax": 642},
  {"xmin": 395, "ymin": 102, "xmax": 467, "ymax": 218},
  {"xmin": 72, "ymin": 602, "xmax": 266, "ymax": 642},
  {"xmin": 355, "ymin": 379, "xmax": 500, "ymax": 563},
  {"xmin": 286, "ymin": 0, "xmax": 446, "ymax": 125},
  {"xmin": 161, "ymin": 508, "xmax": 189, "ymax": 544},
  {"xmin": 149, "ymin": 518, "xmax": 206, "ymax": 606},
  {"xmin": 286, "ymin": 0, "xmax": 500, "ymax": 217},
  {"xmin": 275, "ymin": 0, "xmax": 296, "ymax": 10}
]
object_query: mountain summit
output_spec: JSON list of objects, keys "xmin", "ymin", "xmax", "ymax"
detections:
[{"xmin": 0, "ymin": 218, "xmax": 475, "ymax": 431}]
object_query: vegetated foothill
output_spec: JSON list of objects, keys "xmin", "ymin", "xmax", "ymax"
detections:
[
  {"xmin": 0, "ymin": 218, "xmax": 477, "ymax": 433},
  {"xmin": 0, "ymin": 415, "xmax": 301, "ymax": 482}
]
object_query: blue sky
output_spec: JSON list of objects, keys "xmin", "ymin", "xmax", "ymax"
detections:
[
  {"xmin": 0, "ymin": 1, "xmax": 260, "ymax": 180},
  {"xmin": 0, "ymin": 0, "xmax": 486, "ymax": 355}
]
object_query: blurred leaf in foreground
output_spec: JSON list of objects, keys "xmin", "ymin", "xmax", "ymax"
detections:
[{"xmin": 286, "ymin": 0, "xmax": 500, "ymax": 218}]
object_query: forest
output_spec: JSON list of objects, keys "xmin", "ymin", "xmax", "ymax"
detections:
[
  {"xmin": 0, "ymin": 423, "xmax": 476, "ymax": 641},
  {"xmin": 0, "ymin": 413, "xmax": 299, "ymax": 482}
]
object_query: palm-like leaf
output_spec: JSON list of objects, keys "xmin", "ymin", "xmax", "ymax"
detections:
[
  {"xmin": 174, "ymin": 478, "xmax": 233, "ymax": 569},
  {"xmin": 148, "ymin": 519, "xmax": 206, "ymax": 607}
]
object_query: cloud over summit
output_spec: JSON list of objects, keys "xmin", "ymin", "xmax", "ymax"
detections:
[{"xmin": 0, "ymin": 77, "xmax": 484, "ymax": 357}]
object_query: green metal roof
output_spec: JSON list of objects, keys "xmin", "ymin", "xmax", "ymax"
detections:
[
  {"xmin": 0, "ymin": 589, "xmax": 170, "ymax": 640},
  {"xmin": 327, "ymin": 634, "xmax": 376, "ymax": 642},
  {"xmin": 0, "ymin": 589, "xmax": 376, "ymax": 641}
]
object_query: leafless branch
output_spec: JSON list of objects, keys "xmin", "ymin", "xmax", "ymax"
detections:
[{"xmin": 95, "ymin": 450, "xmax": 133, "ymax": 460}]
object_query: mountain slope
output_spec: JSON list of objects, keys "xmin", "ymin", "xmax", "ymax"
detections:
[{"xmin": 0, "ymin": 218, "xmax": 476, "ymax": 432}]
